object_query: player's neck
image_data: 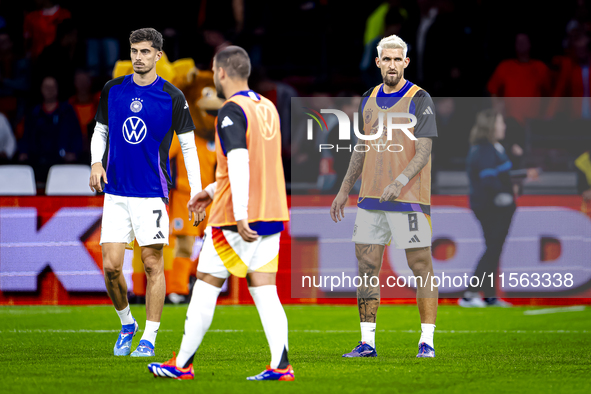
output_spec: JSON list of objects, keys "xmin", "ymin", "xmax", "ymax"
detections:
[
  {"xmin": 383, "ymin": 77, "xmax": 407, "ymax": 94},
  {"xmin": 133, "ymin": 71, "xmax": 158, "ymax": 86},
  {"xmin": 223, "ymin": 82, "xmax": 251, "ymax": 100}
]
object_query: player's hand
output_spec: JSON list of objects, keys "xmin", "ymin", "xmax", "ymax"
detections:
[
  {"xmin": 330, "ymin": 191, "xmax": 348, "ymax": 223},
  {"xmin": 188, "ymin": 190, "xmax": 213, "ymax": 213},
  {"xmin": 237, "ymin": 219, "xmax": 258, "ymax": 242},
  {"xmin": 89, "ymin": 163, "xmax": 107, "ymax": 192},
  {"xmin": 379, "ymin": 181, "xmax": 403, "ymax": 203},
  {"xmin": 191, "ymin": 210, "xmax": 207, "ymax": 226},
  {"xmin": 583, "ymin": 189, "xmax": 591, "ymax": 201}
]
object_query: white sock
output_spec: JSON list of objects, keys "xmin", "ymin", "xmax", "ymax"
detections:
[
  {"xmin": 249, "ymin": 285, "xmax": 289, "ymax": 369},
  {"xmin": 116, "ymin": 305, "xmax": 134, "ymax": 326},
  {"xmin": 141, "ymin": 320, "xmax": 160, "ymax": 346},
  {"xmin": 360, "ymin": 322, "xmax": 376, "ymax": 348},
  {"xmin": 176, "ymin": 280, "xmax": 221, "ymax": 368},
  {"xmin": 419, "ymin": 323, "xmax": 435, "ymax": 348}
]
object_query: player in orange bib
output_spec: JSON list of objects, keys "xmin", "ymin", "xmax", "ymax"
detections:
[
  {"xmin": 167, "ymin": 69, "xmax": 221, "ymax": 303},
  {"xmin": 148, "ymin": 46, "xmax": 293, "ymax": 381},
  {"xmin": 167, "ymin": 130, "xmax": 216, "ymax": 301},
  {"xmin": 331, "ymin": 34, "xmax": 439, "ymax": 359}
]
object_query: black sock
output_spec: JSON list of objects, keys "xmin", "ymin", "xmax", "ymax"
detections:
[{"xmin": 277, "ymin": 346, "xmax": 290, "ymax": 369}]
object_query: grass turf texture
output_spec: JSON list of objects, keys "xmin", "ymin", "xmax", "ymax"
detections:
[{"xmin": 0, "ymin": 304, "xmax": 589, "ymax": 394}]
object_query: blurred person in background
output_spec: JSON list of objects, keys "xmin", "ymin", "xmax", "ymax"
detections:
[
  {"xmin": 0, "ymin": 110, "xmax": 15, "ymax": 163},
  {"xmin": 35, "ymin": 19, "xmax": 86, "ymax": 101},
  {"xmin": 575, "ymin": 145, "xmax": 591, "ymax": 217},
  {"xmin": 487, "ymin": 31, "xmax": 551, "ymax": 124},
  {"xmin": 23, "ymin": 0, "xmax": 71, "ymax": 60},
  {"xmin": 69, "ymin": 70, "xmax": 99, "ymax": 163},
  {"xmin": 404, "ymin": 0, "xmax": 461, "ymax": 95},
  {"xmin": 551, "ymin": 29, "xmax": 591, "ymax": 118},
  {"xmin": 462, "ymin": 109, "xmax": 515, "ymax": 308},
  {"xmin": 360, "ymin": 1, "xmax": 408, "ymax": 87},
  {"xmin": 18, "ymin": 75, "xmax": 82, "ymax": 183},
  {"xmin": 487, "ymin": 32, "xmax": 548, "ymax": 192},
  {"xmin": 0, "ymin": 31, "xmax": 30, "ymax": 126}
]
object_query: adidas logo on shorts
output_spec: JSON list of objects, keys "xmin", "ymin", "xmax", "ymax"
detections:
[
  {"xmin": 153, "ymin": 231, "xmax": 165, "ymax": 240},
  {"xmin": 408, "ymin": 235, "xmax": 421, "ymax": 243}
]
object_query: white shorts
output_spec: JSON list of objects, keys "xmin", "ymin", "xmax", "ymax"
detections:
[
  {"xmin": 198, "ymin": 226, "xmax": 281, "ymax": 279},
  {"xmin": 351, "ymin": 208, "xmax": 432, "ymax": 249},
  {"xmin": 100, "ymin": 193, "xmax": 169, "ymax": 246}
]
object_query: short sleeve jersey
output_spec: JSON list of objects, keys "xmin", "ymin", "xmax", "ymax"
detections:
[{"xmin": 95, "ymin": 74, "xmax": 195, "ymax": 198}]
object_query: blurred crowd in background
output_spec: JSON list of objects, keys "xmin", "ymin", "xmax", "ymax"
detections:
[{"xmin": 0, "ymin": 0, "xmax": 591, "ymax": 193}]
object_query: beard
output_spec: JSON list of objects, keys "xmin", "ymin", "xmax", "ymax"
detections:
[
  {"xmin": 133, "ymin": 64, "xmax": 153, "ymax": 75},
  {"xmin": 382, "ymin": 71, "xmax": 402, "ymax": 87},
  {"xmin": 214, "ymin": 77, "xmax": 225, "ymax": 99}
]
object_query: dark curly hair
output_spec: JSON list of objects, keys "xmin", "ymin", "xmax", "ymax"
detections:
[{"xmin": 129, "ymin": 28, "xmax": 163, "ymax": 51}]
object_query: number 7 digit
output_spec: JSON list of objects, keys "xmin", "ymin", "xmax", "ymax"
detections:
[{"xmin": 153, "ymin": 209, "xmax": 162, "ymax": 228}]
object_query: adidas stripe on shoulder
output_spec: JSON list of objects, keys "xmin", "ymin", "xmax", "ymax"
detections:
[{"xmin": 422, "ymin": 106, "xmax": 434, "ymax": 115}]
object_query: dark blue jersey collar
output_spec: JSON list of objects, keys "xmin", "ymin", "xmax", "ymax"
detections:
[
  {"xmin": 230, "ymin": 90, "xmax": 261, "ymax": 100},
  {"xmin": 377, "ymin": 80, "xmax": 412, "ymax": 97}
]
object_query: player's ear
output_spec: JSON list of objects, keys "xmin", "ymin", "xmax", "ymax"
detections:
[
  {"xmin": 375, "ymin": 57, "xmax": 380, "ymax": 68},
  {"xmin": 155, "ymin": 51, "xmax": 163, "ymax": 62},
  {"xmin": 403, "ymin": 57, "xmax": 410, "ymax": 69}
]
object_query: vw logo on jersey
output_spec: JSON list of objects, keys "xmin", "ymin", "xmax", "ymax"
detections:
[{"xmin": 122, "ymin": 116, "xmax": 147, "ymax": 144}]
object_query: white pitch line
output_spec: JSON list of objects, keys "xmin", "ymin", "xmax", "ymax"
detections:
[
  {"xmin": 523, "ymin": 306, "xmax": 586, "ymax": 315},
  {"xmin": 0, "ymin": 329, "xmax": 589, "ymax": 334}
]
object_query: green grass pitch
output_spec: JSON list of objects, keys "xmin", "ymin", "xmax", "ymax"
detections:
[{"xmin": 0, "ymin": 304, "xmax": 589, "ymax": 394}]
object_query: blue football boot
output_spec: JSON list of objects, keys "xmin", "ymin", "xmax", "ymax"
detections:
[
  {"xmin": 342, "ymin": 341, "xmax": 377, "ymax": 357},
  {"xmin": 114, "ymin": 320, "xmax": 138, "ymax": 356},
  {"xmin": 246, "ymin": 365, "xmax": 294, "ymax": 381},
  {"xmin": 416, "ymin": 342, "xmax": 435, "ymax": 358},
  {"xmin": 131, "ymin": 339, "xmax": 155, "ymax": 357}
]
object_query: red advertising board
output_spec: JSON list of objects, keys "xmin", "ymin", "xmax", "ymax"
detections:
[{"xmin": 1, "ymin": 195, "xmax": 590, "ymax": 305}]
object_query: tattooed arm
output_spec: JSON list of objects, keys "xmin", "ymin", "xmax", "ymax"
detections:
[
  {"xmin": 340, "ymin": 149, "xmax": 365, "ymax": 195},
  {"xmin": 402, "ymin": 137, "xmax": 433, "ymax": 180},
  {"xmin": 330, "ymin": 149, "xmax": 365, "ymax": 222},
  {"xmin": 379, "ymin": 137, "xmax": 432, "ymax": 203}
]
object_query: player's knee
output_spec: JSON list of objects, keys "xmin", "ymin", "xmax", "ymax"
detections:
[
  {"xmin": 143, "ymin": 260, "xmax": 162, "ymax": 276},
  {"xmin": 408, "ymin": 260, "xmax": 431, "ymax": 277},
  {"xmin": 103, "ymin": 263, "xmax": 122, "ymax": 280},
  {"xmin": 356, "ymin": 255, "xmax": 380, "ymax": 276}
]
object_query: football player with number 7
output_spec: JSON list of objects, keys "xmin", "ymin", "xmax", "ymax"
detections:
[{"xmin": 89, "ymin": 28, "xmax": 205, "ymax": 358}]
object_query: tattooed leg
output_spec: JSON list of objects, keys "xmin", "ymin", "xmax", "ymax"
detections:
[{"xmin": 355, "ymin": 243, "xmax": 385, "ymax": 323}]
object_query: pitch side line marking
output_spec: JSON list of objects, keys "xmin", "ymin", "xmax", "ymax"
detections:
[{"xmin": 523, "ymin": 305, "xmax": 586, "ymax": 315}]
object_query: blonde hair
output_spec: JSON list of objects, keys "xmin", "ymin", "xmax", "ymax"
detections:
[
  {"xmin": 470, "ymin": 109, "xmax": 500, "ymax": 145},
  {"xmin": 377, "ymin": 34, "xmax": 408, "ymax": 58}
]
